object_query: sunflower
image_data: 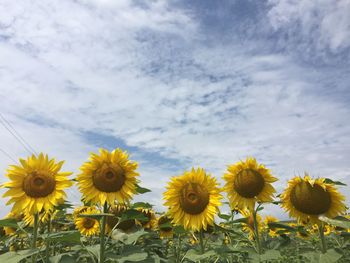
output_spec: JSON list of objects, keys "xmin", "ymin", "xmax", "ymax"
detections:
[
  {"xmin": 164, "ymin": 168, "xmax": 222, "ymax": 231},
  {"xmin": 75, "ymin": 207, "xmax": 100, "ymax": 236},
  {"xmin": 223, "ymin": 157, "xmax": 277, "ymax": 211},
  {"xmin": 2, "ymin": 153, "xmax": 73, "ymax": 215},
  {"xmin": 281, "ymin": 174, "xmax": 346, "ymax": 225},
  {"xmin": 77, "ymin": 148, "xmax": 139, "ymax": 206},
  {"xmin": 157, "ymin": 214, "xmax": 174, "ymax": 239},
  {"xmin": 264, "ymin": 216, "xmax": 282, "ymax": 237},
  {"xmin": 106, "ymin": 204, "xmax": 136, "ymax": 233},
  {"xmin": 3, "ymin": 212, "xmax": 23, "ymax": 236},
  {"xmin": 240, "ymin": 209, "xmax": 264, "ymax": 240},
  {"xmin": 311, "ymin": 224, "xmax": 335, "ymax": 236},
  {"xmin": 23, "ymin": 209, "xmax": 53, "ymax": 227},
  {"xmin": 136, "ymin": 208, "xmax": 157, "ymax": 230}
]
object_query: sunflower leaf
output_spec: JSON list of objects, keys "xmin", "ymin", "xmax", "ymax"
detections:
[
  {"xmin": 120, "ymin": 209, "xmax": 148, "ymax": 222},
  {"xmin": 319, "ymin": 216, "xmax": 350, "ymax": 229},
  {"xmin": 131, "ymin": 202, "xmax": 153, "ymax": 209},
  {"xmin": 0, "ymin": 218, "xmax": 18, "ymax": 228},
  {"xmin": 268, "ymin": 222, "xmax": 296, "ymax": 231},
  {"xmin": 135, "ymin": 185, "xmax": 152, "ymax": 194},
  {"xmin": 324, "ymin": 178, "xmax": 347, "ymax": 186},
  {"xmin": 218, "ymin": 213, "xmax": 231, "ymax": 221}
]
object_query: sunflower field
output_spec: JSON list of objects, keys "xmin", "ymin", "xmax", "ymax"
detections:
[{"xmin": 0, "ymin": 149, "xmax": 349, "ymax": 263}]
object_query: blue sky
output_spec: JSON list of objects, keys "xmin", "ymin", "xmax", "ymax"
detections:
[{"xmin": 0, "ymin": 0, "xmax": 349, "ymax": 218}]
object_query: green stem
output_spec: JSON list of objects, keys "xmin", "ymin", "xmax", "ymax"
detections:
[
  {"xmin": 31, "ymin": 213, "xmax": 39, "ymax": 263},
  {"xmin": 199, "ymin": 229, "xmax": 205, "ymax": 254},
  {"xmin": 45, "ymin": 215, "xmax": 51, "ymax": 263},
  {"xmin": 176, "ymin": 234, "xmax": 182, "ymax": 263},
  {"xmin": 100, "ymin": 202, "xmax": 108, "ymax": 263},
  {"xmin": 318, "ymin": 224, "xmax": 327, "ymax": 253},
  {"xmin": 252, "ymin": 210, "xmax": 262, "ymax": 255}
]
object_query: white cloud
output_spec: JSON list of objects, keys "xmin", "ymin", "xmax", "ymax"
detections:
[
  {"xmin": 0, "ymin": 0, "xmax": 349, "ymax": 220},
  {"xmin": 268, "ymin": 0, "xmax": 350, "ymax": 54}
]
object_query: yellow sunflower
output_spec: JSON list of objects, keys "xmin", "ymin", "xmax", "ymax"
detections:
[
  {"xmin": 240, "ymin": 209, "xmax": 264, "ymax": 240},
  {"xmin": 2, "ymin": 153, "xmax": 73, "ymax": 215},
  {"xmin": 3, "ymin": 212, "xmax": 23, "ymax": 236},
  {"xmin": 157, "ymin": 214, "xmax": 174, "ymax": 239},
  {"xmin": 164, "ymin": 168, "xmax": 222, "ymax": 231},
  {"xmin": 24, "ymin": 210, "xmax": 50, "ymax": 227},
  {"xmin": 264, "ymin": 216, "xmax": 282, "ymax": 237},
  {"xmin": 136, "ymin": 208, "xmax": 157, "ymax": 230},
  {"xmin": 77, "ymin": 148, "xmax": 139, "ymax": 206},
  {"xmin": 311, "ymin": 224, "xmax": 335, "ymax": 236},
  {"xmin": 75, "ymin": 207, "xmax": 100, "ymax": 236},
  {"xmin": 106, "ymin": 204, "xmax": 136, "ymax": 233},
  {"xmin": 223, "ymin": 157, "xmax": 277, "ymax": 211},
  {"xmin": 281, "ymin": 174, "xmax": 346, "ymax": 225}
]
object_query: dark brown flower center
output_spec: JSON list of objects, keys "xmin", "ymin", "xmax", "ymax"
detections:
[
  {"xmin": 290, "ymin": 181, "xmax": 331, "ymax": 215},
  {"xmin": 83, "ymin": 218, "xmax": 96, "ymax": 229},
  {"xmin": 234, "ymin": 169, "xmax": 265, "ymax": 198},
  {"xmin": 179, "ymin": 183, "xmax": 209, "ymax": 215},
  {"xmin": 23, "ymin": 171, "xmax": 56, "ymax": 198},
  {"xmin": 92, "ymin": 164, "xmax": 125, "ymax": 193}
]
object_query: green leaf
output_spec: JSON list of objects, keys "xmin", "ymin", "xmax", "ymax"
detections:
[
  {"xmin": 0, "ymin": 249, "xmax": 40, "ymax": 263},
  {"xmin": 319, "ymin": 216, "xmax": 350, "ymax": 229},
  {"xmin": 46, "ymin": 230, "xmax": 81, "ymax": 244},
  {"xmin": 324, "ymin": 178, "xmax": 347, "ymax": 186},
  {"xmin": 260, "ymin": 249, "xmax": 281, "ymax": 261},
  {"xmin": 0, "ymin": 218, "xmax": 18, "ymax": 228},
  {"xmin": 120, "ymin": 209, "xmax": 148, "ymax": 222},
  {"xmin": 173, "ymin": 225, "xmax": 187, "ymax": 234},
  {"xmin": 122, "ymin": 230, "xmax": 148, "ymax": 245},
  {"xmin": 184, "ymin": 249, "xmax": 216, "ymax": 262},
  {"xmin": 319, "ymin": 249, "xmax": 343, "ymax": 263},
  {"xmin": 78, "ymin": 213, "xmax": 114, "ymax": 220},
  {"xmin": 135, "ymin": 185, "xmax": 151, "ymax": 194},
  {"xmin": 218, "ymin": 213, "xmax": 231, "ymax": 221},
  {"xmin": 116, "ymin": 252, "xmax": 148, "ymax": 263},
  {"xmin": 268, "ymin": 222, "xmax": 296, "ymax": 231},
  {"xmin": 50, "ymin": 254, "xmax": 76, "ymax": 263},
  {"xmin": 85, "ymin": 245, "xmax": 99, "ymax": 260},
  {"xmin": 131, "ymin": 202, "xmax": 153, "ymax": 209}
]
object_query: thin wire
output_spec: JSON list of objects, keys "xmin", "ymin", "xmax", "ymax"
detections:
[
  {"xmin": 0, "ymin": 113, "xmax": 37, "ymax": 155},
  {"xmin": 0, "ymin": 147, "xmax": 17, "ymax": 163}
]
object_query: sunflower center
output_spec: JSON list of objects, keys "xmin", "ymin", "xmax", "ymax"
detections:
[
  {"xmin": 92, "ymin": 164, "xmax": 125, "ymax": 193},
  {"xmin": 179, "ymin": 183, "xmax": 209, "ymax": 215},
  {"xmin": 290, "ymin": 181, "xmax": 332, "ymax": 215},
  {"xmin": 83, "ymin": 218, "xmax": 96, "ymax": 229},
  {"xmin": 23, "ymin": 171, "xmax": 56, "ymax": 198},
  {"xmin": 234, "ymin": 169, "xmax": 265, "ymax": 198}
]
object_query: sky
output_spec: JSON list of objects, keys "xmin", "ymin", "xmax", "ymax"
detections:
[{"xmin": 0, "ymin": 0, "xmax": 349, "ymax": 219}]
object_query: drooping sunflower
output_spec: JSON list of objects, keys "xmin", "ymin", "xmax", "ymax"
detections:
[
  {"xmin": 106, "ymin": 204, "xmax": 136, "ymax": 233},
  {"xmin": 157, "ymin": 214, "xmax": 174, "ymax": 239},
  {"xmin": 223, "ymin": 157, "xmax": 277, "ymax": 211},
  {"xmin": 77, "ymin": 148, "xmax": 139, "ymax": 206},
  {"xmin": 281, "ymin": 174, "xmax": 346, "ymax": 225},
  {"xmin": 240, "ymin": 209, "xmax": 264, "ymax": 240},
  {"xmin": 2, "ymin": 153, "xmax": 73, "ymax": 215},
  {"xmin": 136, "ymin": 208, "xmax": 157, "ymax": 230},
  {"xmin": 163, "ymin": 168, "xmax": 222, "ymax": 231},
  {"xmin": 75, "ymin": 207, "xmax": 100, "ymax": 236}
]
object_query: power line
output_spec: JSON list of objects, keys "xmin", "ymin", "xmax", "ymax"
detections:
[
  {"xmin": 0, "ymin": 147, "xmax": 17, "ymax": 163},
  {"xmin": 0, "ymin": 113, "xmax": 37, "ymax": 155}
]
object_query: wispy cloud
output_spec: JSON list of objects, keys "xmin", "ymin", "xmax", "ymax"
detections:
[{"xmin": 0, "ymin": 0, "xmax": 349, "ymax": 218}]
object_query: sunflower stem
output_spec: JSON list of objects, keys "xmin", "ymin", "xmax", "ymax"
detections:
[
  {"xmin": 318, "ymin": 224, "xmax": 327, "ymax": 253},
  {"xmin": 31, "ymin": 213, "xmax": 39, "ymax": 263},
  {"xmin": 199, "ymin": 229, "xmax": 205, "ymax": 254},
  {"xmin": 45, "ymin": 215, "xmax": 51, "ymax": 263},
  {"xmin": 253, "ymin": 209, "xmax": 262, "ymax": 255},
  {"xmin": 100, "ymin": 202, "xmax": 108, "ymax": 263}
]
